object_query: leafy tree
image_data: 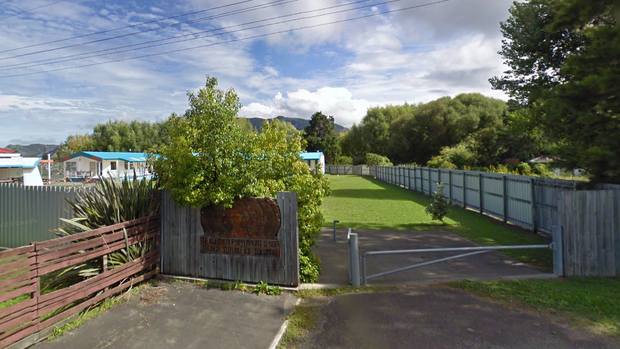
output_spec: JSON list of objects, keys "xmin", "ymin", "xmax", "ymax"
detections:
[
  {"xmin": 491, "ymin": 0, "xmax": 619, "ymax": 183},
  {"xmin": 152, "ymin": 76, "xmax": 330, "ymax": 282},
  {"xmin": 303, "ymin": 111, "xmax": 340, "ymax": 164},
  {"xmin": 339, "ymin": 124, "xmax": 367, "ymax": 164},
  {"xmin": 270, "ymin": 118, "xmax": 300, "ymax": 141},
  {"xmin": 152, "ymin": 77, "xmax": 255, "ymax": 208},
  {"xmin": 236, "ymin": 117, "xmax": 255, "ymax": 134},
  {"xmin": 55, "ymin": 133, "xmax": 93, "ymax": 160}
]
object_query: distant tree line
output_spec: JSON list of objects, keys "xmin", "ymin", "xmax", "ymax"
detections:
[{"xmin": 338, "ymin": 93, "xmax": 551, "ymax": 171}]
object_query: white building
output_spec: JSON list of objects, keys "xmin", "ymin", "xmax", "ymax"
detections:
[
  {"xmin": 300, "ymin": 152, "xmax": 326, "ymax": 174},
  {"xmin": 0, "ymin": 150, "xmax": 44, "ymax": 186},
  {"xmin": 62, "ymin": 151, "xmax": 152, "ymax": 182}
]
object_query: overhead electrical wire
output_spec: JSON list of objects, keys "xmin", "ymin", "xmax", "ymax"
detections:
[
  {"xmin": 0, "ymin": 0, "xmax": 299, "ymax": 61},
  {"xmin": 0, "ymin": 0, "xmax": 67, "ymax": 21},
  {"xmin": 0, "ymin": 0, "xmax": 450, "ymax": 79},
  {"xmin": 0, "ymin": 0, "xmax": 373, "ymax": 70},
  {"xmin": 0, "ymin": 0, "xmax": 257, "ymax": 54}
]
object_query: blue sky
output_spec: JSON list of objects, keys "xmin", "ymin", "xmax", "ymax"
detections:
[{"xmin": 0, "ymin": 0, "xmax": 516, "ymax": 147}]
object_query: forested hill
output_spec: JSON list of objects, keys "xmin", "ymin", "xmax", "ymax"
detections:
[
  {"xmin": 245, "ymin": 116, "xmax": 349, "ymax": 133},
  {"xmin": 5, "ymin": 144, "xmax": 58, "ymax": 157}
]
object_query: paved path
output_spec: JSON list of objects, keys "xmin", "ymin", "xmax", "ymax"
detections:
[
  {"xmin": 35, "ymin": 282, "xmax": 297, "ymax": 349},
  {"xmin": 299, "ymin": 287, "xmax": 620, "ymax": 349},
  {"xmin": 312, "ymin": 228, "xmax": 550, "ymax": 287}
]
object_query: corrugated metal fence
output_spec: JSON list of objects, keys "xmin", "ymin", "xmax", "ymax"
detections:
[
  {"xmin": 0, "ymin": 184, "xmax": 93, "ymax": 248},
  {"xmin": 326, "ymin": 165, "xmax": 620, "ymax": 235},
  {"xmin": 327, "ymin": 165, "xmax": 370, "ymax": 176}
]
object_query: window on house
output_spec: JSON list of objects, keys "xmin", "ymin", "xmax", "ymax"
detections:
[
  {"xmin": 66, "ymin": 162, "xmax": 76, "ymax": 172},
  {"xmin": 111, "ymin": 161, "xmax": 117, "ymax": 170}
]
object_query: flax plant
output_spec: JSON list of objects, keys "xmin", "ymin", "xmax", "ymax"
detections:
[{"xmin": 45, "ymin": 174, "xmax": 160, "ymax": 291}]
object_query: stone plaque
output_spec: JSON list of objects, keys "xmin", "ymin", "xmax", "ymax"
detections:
[{"xmin": 200, "ymin": 197, "xmax": 282, "ymax": 257}]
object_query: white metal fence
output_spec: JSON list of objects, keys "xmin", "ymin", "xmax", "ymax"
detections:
[
  {"xmin": 0, "ymin": 184, "xmax": 93, "ymax": 248},
  {"xmin": 327, "ymin": 165, "xmax": 620, "ymax": 235}
]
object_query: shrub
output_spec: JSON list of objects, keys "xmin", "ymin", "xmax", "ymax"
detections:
[
  {"xmin": 152, "ymin": 76, "xmax": 329, "ymax": 283},
  {"xmin": 365, "ymin": 153, "xmax": 393, "ymax": 166},
  {"xmin": 425, "ymin": 183, "xmax": 450, "ymax": 224}
]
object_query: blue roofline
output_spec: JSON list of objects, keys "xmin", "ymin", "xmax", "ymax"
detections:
[
  {"xmin": 63, "ymin": 151, "xmax": 149, "ymax": 162},
  {"xmin": 300, "ymin": 152, "xmax": 324, "ymax": 161}
]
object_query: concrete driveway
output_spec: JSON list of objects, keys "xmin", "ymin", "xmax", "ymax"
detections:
[
  {"xmin": 35, "ymin": 281, "xmax": 297, "ymax": 349},
  {"xmin": 313, "ymin": 228, "xmax": 550, "ymax": 287}
]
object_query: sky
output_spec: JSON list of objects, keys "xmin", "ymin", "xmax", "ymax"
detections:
[{"xmin": 0, "ymin": 0, "xmax": 516, "ymax": 147}]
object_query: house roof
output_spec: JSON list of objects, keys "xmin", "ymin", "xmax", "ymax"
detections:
[
  {"xmin": 300, "ymin": 152, "xmax": 324, "ymax": 161},
  {"xmin": 62, "ymin": 151, "xmax": 149, "ymax": 163},
  {"xmin": 529, "ymin": 155, "xmax": 557, "ymax": 164},
  {"xmin": 0, "ymin": 147, "xmax": 16, "ymax": 153},
  {"xmin": 0, "ymin": 156, "xmax": 41, "ymax": 169}
]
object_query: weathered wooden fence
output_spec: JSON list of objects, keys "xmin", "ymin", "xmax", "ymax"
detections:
[
  {"xmin": 0, "ymin": 216, "xmax": 160, "ymax": 349},
  {"xmin": 0, "ymin": 184, "xmax": 94, "ymax": 248},
  {"xmin": 558, "ymin": 190, "xmax": 620, "ymax": 277},
  {"xmin": 160, "ymin": 191, "xmax": 300, "ymax": 286},
  {"xmin": 338, "ymin": 165, "xmax": 620, "ymax": 235}
]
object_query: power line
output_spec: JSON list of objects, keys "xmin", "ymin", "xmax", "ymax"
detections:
[
  {"xmin": 0, "ymin": 0, "xmax": 450, "ymax": 79},
  {"xmin": 0, "ymin": 0, "xmax": 297, "ymax": 61},
  {"xmin": 0, "ymin": 0, "xmax": 67, "ymax": 21},
  {"xmin": 0, "ymin": 0, "xmax": 370, "ymax": 70},
  {"xmin": 0, "ymin": 0, "xmax": 255, "ymax": 54}
]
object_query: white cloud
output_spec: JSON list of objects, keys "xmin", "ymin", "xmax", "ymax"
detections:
[{"xmin": 240, "ymin": 87, "xmax": 373, "ymax": 127}]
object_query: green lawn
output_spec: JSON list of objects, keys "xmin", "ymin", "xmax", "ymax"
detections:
[
  {"xmin": 322, "ymin": 175, "xmax": 552, "ymax": 270},
  {"xmin": 451, "ymin": 278, "xmax": 620, "ymax": 336}
]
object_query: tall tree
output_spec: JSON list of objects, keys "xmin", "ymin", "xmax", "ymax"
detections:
[
  {"xmin": 303, "ymin": 111, "xmax": 340, "ymax": 164},
  {"xmin": 491, "ymin": 0, "xmax": 619, "ymax": 183},
  {"xmin": 55, "ymin": 134, "xmax": 93, "ymax": 160}
]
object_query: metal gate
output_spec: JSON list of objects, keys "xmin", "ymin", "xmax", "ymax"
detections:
[{"xmin": 348, "ymin": 226, "xmax": 564, "ymax": 286}]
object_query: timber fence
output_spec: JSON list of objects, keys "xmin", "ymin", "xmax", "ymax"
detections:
[
  {"xmin": 0, "ymin": 184, "xmax": 95, "ymax": 248},
  {"xmin": 326, "ymin": 165, "xmax": 620, "ymax": 235},
  {"xmin": 557, "ymin": 190, "xmax": 620, "ymax": 277},
  {"xmin": 0, "ymin": 215, "xmax": 160, "ymax": 349}
]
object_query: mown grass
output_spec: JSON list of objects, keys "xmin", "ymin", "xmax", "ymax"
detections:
[
  {"xmin": 450, "ymin": 278, "xmax": 620, "ymax": 336},
  {"xmin": 322, "ymin": 175, "xmax": 552, "ymax": 270}
]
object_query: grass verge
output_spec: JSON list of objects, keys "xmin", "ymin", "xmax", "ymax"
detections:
[
  {"xmin": 322, "ymin": 175, "xmax": 552, "ymax": 270},
  {"xmin": 450, "ymin": 278, "xmax": 620, "ymax": 336},
  {"xmin": 277, "ymin": 300, "xmax": 321, "ymax": 349}
]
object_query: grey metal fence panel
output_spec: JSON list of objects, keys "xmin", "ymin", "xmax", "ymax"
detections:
[
  {"xmin": 481, "ymin": 174, "xmax": 505, "ymax": 220},
  {"xmin": 0, "ymin": 184, "xmax": 92, "ymax": 248},
  {"xmin": 505, "ymin": 177, "xmax": 533, "ymax": 229},
  {"xmin": 366, "ymin": 165, "xmax": 619, "ymax": 234},
  {"xmin": 464, "ymin": 172, "xmax": 481, "ymax": 211}
]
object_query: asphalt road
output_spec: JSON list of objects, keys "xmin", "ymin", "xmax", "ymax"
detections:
[{"xmin": 299, "ymin": 287, "xmax": 620, "ymax": 349}]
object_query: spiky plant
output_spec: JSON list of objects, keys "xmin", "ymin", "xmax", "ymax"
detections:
[{"xmin": 45, "ymin": 175, "xmax": 160, "ymax": 292}]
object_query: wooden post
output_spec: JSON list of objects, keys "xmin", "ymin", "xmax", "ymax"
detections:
[
  {"xmin": 530, "ymin": 178, "xmax": 537, "ymax": 232},
  {"xmin": 479, "ymin": 173, "xmax": 483, "ymax": 214},
  {"xmin": 502, "ymin": 175, "xmax": 508, "ymax": 223}
]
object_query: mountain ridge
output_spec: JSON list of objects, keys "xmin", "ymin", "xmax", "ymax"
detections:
[{"xmin": 244, "ymin": 116, "xmax": 349, "ymax": 133}]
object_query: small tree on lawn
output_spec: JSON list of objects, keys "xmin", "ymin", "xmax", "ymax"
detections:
[{"xmin": 425, "ymin": 182, "xmax": 450, "ymax": 224}]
